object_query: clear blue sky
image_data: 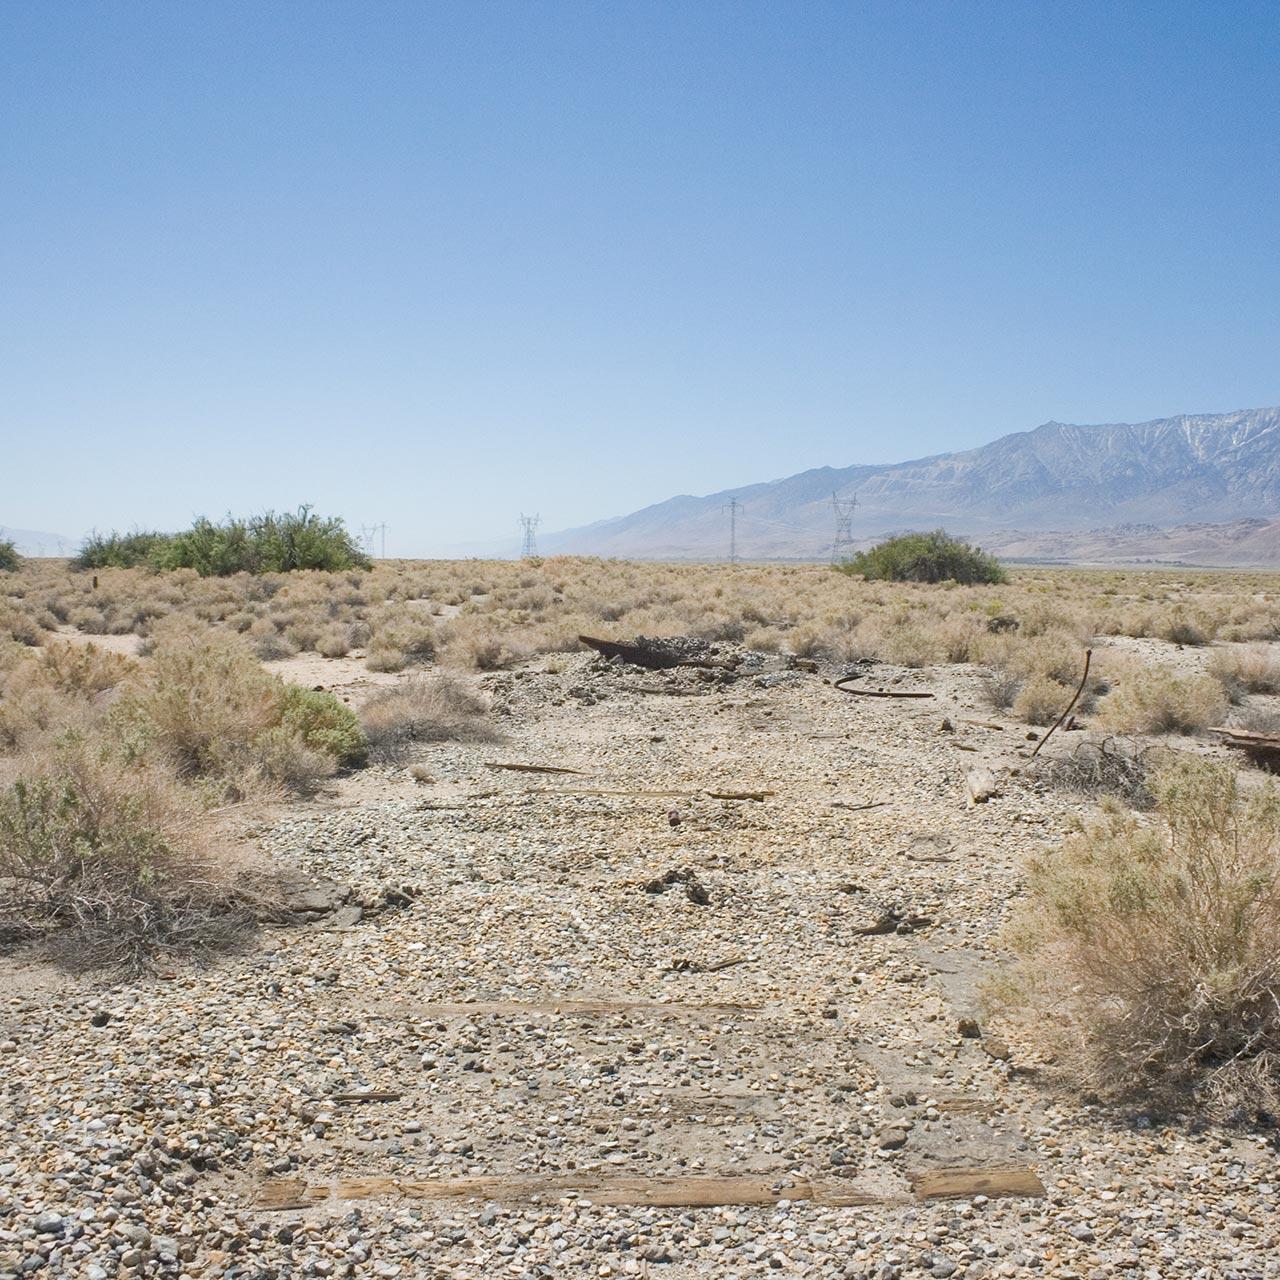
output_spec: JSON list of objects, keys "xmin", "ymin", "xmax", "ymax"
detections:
[{"xmin": 3, "ymin": 1, "xmax": 1278, "ymax": 554}]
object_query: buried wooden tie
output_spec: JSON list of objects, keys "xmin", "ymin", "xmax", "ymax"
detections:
[
  {"xmin": 259, "ymin": 1166, "xmax": 1044, "ymax": 1211},
  {"xmin": 907, "ymin": 1166, "xmax": 1046, "ymax": 1200}
]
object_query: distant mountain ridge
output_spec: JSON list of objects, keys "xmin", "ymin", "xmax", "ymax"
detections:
[
  {"xmin": 541, "ymin": 406, "xmax": 1280, "ymax": 560},
  {"xmin": 0, "ymin": 527, "xmax": 77, "ymax": 557}
]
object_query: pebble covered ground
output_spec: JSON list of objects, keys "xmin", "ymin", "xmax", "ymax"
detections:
[{"xmin": 2, "ymin": 646, "xmax": 1278, "ymax": 1279}]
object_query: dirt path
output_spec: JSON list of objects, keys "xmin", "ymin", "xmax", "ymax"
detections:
[{"xmin": 1, "ymin": 651, "xmax": 1276, "ymax": 1278}]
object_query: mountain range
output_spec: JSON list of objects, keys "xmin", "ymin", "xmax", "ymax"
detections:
[
  {"xmin": 540, "ymin": 406, "xmax": 1280, "ymax": 562},
  {"xmin": 0, "ymin": 527, "xmax": 77, "ymax": 558}
]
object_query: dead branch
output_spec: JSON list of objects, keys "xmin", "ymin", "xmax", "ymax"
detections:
[{"xmin": 1028, "ymin": 648, "xmax": 1092, "ymax": 760}]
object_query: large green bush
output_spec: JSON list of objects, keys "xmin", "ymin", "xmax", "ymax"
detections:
[
  {"xmin": 158, "ymin": 507, "xmax": 370, "ymax": 575},
  {"xmin": 74, "ymin": 507, "xmax": 370, "ymax": 576},
  {"xmin": 0, "ymin": 540, "xmax": 19, "ymax": 572},
  {"xmin": 840, "ymin": 529, "xmax": 1005, "ymax": 584},
  {"xmin": 73, "ymin": 530, "xmax": 173, "ymax": 570}
]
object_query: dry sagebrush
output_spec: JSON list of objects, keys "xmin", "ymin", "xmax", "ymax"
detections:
[
  {"xmin": 1000, "ymin": 758, "xmax": 1280, "ymax": 1116},
  {"xmin": 0, "ymin": 740, "xmax": 266, "ymax": 972},
  {"xmin": 360, "ymin": 675, "xmax": 498, "ymax": 762}
]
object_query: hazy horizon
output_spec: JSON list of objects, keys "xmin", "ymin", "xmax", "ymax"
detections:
[{"xmin": 4, "ymin": 2, "xmax": 1279, "ymax": 555}]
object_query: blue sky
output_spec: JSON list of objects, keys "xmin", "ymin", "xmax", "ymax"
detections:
[{"xmin": 3, "ymin": 1, "xmax": 1278, "ymax": 554}]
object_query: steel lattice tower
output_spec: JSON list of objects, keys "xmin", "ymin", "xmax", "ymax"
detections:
[
  {"xmin": 830, "ymin": 492, "xmax": 858, "ymax": 563},
  {"xmin": 519, "ymin": 513, "xmax": 541, "ymax": 558}
]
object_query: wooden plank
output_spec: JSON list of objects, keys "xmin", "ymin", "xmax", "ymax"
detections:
[
  {"xmin": 907, "ymin": 1166, "xmax": 1045, "ymax": 1200},
  {"xmin": 260, "ymin": 1174, "xmax": 816, "ymax": 1209},
  {"xmin": 366, "ymin": 998, "xmax": 760, "ymax": 1020},
  {"xmin": 258, "ymin": 1171, "xmax": 968, "ymax": 1211}
]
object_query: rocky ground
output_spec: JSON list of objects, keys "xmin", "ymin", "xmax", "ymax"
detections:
[{"xmin": 2, "ymin": 645, "xmax": 1278, "ymax": 1279}]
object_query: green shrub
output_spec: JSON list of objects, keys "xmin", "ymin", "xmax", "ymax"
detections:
[
  {"xmin": 278, "ymin": 685, "xmax": 368, "ymax": 767},
  {"xmin": 158, "ymin": 506, "xmax": 370, "ymax": 575},
  {"xmin": 74, "ymin": 529, "xmax": 174, "ymax": 570},
  {"xmin": 0, "ymin": 540, "xmax": 19, "ymax": 572},
  {"xmin": 1000, "ymin": 758, "xmax": 1280, "ymax": 1115},
  {"xmin": 840, "ymin": 530, "xmax": 1005, "ymax": 585}
]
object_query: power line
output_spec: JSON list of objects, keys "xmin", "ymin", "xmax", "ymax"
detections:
[
  {"xmin": 830, "ymin": 491, "xmax": 858, "ymax": 563},
  {"xmin": 519, "ymin": 512, "xmax": 541, "ymax": 558}
]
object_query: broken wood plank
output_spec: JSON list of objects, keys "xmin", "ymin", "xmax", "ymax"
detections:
[
  {"xmin": 329, "ymin": 1090, "xmax": 402, "ymax": 1104},
  {"xmin": 632, "ymin": 685, "xmax": 713, "ymax": 697},
  {"xmin": 521, "ymin": 787, "xmax": 695, "ymax": 799},
  {"xmin": 260, "ymin": 1174, "xmax": 816, "ymax": 1209},
  {"xmin": 705, "ymin": 789, "xmax": 773, "ymax": 802},
  {"xmin": 832, "ymin": 800, "xmax": 891, "ymax": 812},
  {"xmin": 665, "ymin": 955, "xmax": 748, "ymax": 973},
  {"xmin": 259, "ymin": 1173, "xmax": 926, "ymax": 1211},
  {"xmin": 959, "ymin": 719, "xmax": 1005, "ymax": 731},
  {"xmin": 1210, "ymin": 726, "xmax": 1280, "ymax": 766},
  {"xmin": 485, "ymin": 762, "xmax": 586, "ymax": 775},
  {"xmin": 907, "ymin": 1166, "xmax": 1045, "ymax": 1201}
]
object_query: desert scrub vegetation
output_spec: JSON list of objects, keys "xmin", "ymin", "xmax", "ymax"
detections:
[
  {"xmin": 360, "ymin": 675, "xmax": 497, "ymax": 762},
  {"xmin": 0, "ymin": 628, "xmax": 368, "ymax": 968},
  {"xmin": 1000, "ymin": 758, "xmax": 1280, "ymax": 1116},
  {"xmin": 74, "ymin": 529, "xmax": 174, "ymax": 570},
  {"xmin": 0, "ymin": 741, "xmax": 264, "ymax": 972},
  {"xmin": 1209, "ymin": 643, "xmax": 1280, "ymax": 701},
  {"xmin": 1096, "ymin": 664, "xmax": 1227, "ymax": 735},
  {"xmin": 4, "ymin": 554, "xmax": 1280, "ymax": 685},
  {"xmin": 121, "ymin": 628, "xmax": 366, "ymax": 794},
  {"xmin": 0, "ymin": 540, "xmax": 19, "ymax": 572},
  {"xmin": 840, "ymin": 529, "xmax": 1006, "ymax": 585}
]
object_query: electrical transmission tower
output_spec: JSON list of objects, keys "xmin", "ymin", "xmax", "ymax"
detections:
[
  {"xmin": 519, "ymin": 512, "xmax": 541, "ymax": 559},
  {"xmin": 723, "ymin": 498, "xmax": 741, "ymax": 564},
  {"xmin": 359, "ymin": 523, "xmax": 388, "ymax": 559},
  {"xmin": 830, "ymin": 492, "xmax": 858, "ymax": 563}
]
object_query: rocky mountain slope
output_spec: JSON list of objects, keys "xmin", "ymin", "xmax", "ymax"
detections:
[{"xmin": 542, "ymin": 407, "xmax": 1280, "ymax": 560}]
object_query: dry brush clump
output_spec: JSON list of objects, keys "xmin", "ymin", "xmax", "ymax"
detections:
[
  {"xmin": 123, "ymin": 627, "xmax": 366, "ymax": 795},
  {"xmin": 1044, "ymin": 736, "xmax": 1156, "ymax": 808},
  {"xmin": 999, "ymin": 758, "xmax": 1280, "ymax": 1116},
  {"xmin": 360, "ymin": 675, "xmax": 498, "ymax": 761},
  {"xmin": 1209, "ymin": 643, "xmax": 1280, "ymax": 702},
  {"xmin": 1096, "ymin": 664, "xmax": 1227, "ymax": 736},
  {"xmin": 0, "ymin": 628, "xmax": 366, "ymax": 970},
  {"xmin": 0, "ymin": 739, "xmax": 268, "ymax": 972}
]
